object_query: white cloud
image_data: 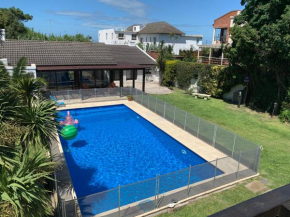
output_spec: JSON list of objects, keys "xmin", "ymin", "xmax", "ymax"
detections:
[
  {"xmin": 53, "ymin": 10, "xmax": 93, "ymax": 17},
  {"xmin": 98, "ymin": 0, "xmax": 147, "ymax": 18}
]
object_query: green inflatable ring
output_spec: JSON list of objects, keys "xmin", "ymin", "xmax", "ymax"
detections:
[{"xmin": 61, "ymin": 125, "xmax": 78, "ymax": 140}]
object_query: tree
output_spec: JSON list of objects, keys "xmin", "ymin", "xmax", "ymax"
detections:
[
  {"xmin": 156, "ymin": 41, "xmax": 167, "ymax": 85},
  {"xmin": 0, "ymin": 149, "xmax": 55, "ymax": 217},
  {"xmin": 226, "ymin": 1, "xmax": 290, "ymax": 110},
  {"xmin": 0, "ymin": 7, "xmax": 32, "ymax": 39}
]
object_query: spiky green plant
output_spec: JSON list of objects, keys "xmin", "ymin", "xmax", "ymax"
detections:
[
  {"xmin": 0, "ymin": 148, "xmax": 55, "ymax": 217},
  {"xmin": 9, "ymin": 75, "xmax": 47, "ymax": 107},
  {"xmin": 12, "ymin": 99, "xmax": 59, "ymax": 149}
]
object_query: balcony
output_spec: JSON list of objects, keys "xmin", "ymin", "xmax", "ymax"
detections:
[{"xmin": 214, "ymin": 35, "xmax": 227, "ymax": 44}]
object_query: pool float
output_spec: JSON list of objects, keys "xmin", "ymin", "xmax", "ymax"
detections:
[
  {"xmin": 60, "ymin": 111, "xmax": 79, "ymax": 140},
  {"xmin": 61, "ymin": 125, "xmax": 78, "ymax": 140},
  {"xmin": 60, "ymin": 111, "xmax": 79, "ymax": 126}
]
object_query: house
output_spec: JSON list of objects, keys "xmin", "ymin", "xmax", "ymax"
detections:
[
  {"xmin": 198, "ymin": 10, "xmax": 241, "ymax": 65},
  {"xmin": 0, "ymin": 39, "xmax": 156, "ymax": 92},
  {"xmin": 98, "ymin": 21, "xmax": 203, "ymax": 55}
]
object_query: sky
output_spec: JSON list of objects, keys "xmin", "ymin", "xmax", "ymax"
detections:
[{"xmin": 1, "ymin": 0, "xmax": 244, "ymax": 43}]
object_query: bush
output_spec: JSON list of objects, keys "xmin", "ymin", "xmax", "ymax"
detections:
[
  {"xmin": 279, "ymin": 88, "xmax": 290, "ymax": 123},
  {"xmin": 198, "ymin": 65, "xmax": 235, "ymax": 97},
  {"xmin": 163, "ymin": 60, "xmax": 179, "ymax": 87},
  {"xmin": 175, "ymin": 62, "xmax": 200, "ymax": 91}
]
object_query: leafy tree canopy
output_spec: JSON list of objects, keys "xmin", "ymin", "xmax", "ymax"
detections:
[
  {"xmin": 226, "ymin": 0, "xmax": 290, "ymax": 110},
  {"xmin": 0, "ymin": 7, "xmax": 91, "ymax": 42}
]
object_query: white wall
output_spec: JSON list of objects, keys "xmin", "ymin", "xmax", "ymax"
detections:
[
  {"xmin": 140, "ymin": 34, "xmax": 202, "ymax": 55},
  {"xmin": 0, "ymin": 58, "xmax": 37, "ymax": 78},
  {"xmin": 223, "ymin": 84, "xmax": 245, "ymax": 101},
  {"xmin": 99, "ymin": 29, "xmax": 138, "ymax": 46}
]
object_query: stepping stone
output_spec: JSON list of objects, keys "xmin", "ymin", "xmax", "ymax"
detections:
[{"xmin": 245, "ymin": 180, "xmax": 270, "ymax": 193}]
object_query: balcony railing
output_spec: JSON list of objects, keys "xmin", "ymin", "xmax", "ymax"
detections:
[
  {"xmin": 214, "ymin": 36, "xmax": 227, "ymax": 43},
  {"xmin": 197, "ymin": 56, "xmax": 229, "ymax": 66}
]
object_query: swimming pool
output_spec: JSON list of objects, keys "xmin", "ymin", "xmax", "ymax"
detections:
[{"xmin": 58, "ymin": 105, "xmax": 222, "ymax": 216}]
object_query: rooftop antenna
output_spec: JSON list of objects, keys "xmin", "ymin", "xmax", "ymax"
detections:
[{"xmin": 46, "ymin": 20, "xmax": 52, "ymax": 35}]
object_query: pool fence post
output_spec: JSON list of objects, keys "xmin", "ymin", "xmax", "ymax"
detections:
[
  {"xmin": 184, "ymin": 112, "xmax": 188, "ymax": 130},
  {"xmin": 141, "ymin": 92, "xmax": 144, "ymax": 104},
  {"xmin": 254, "ymin": 145, "xmax": 261, "ymax": 173},
  {"xmin": 155, "ymin": 174, "xmax": 158, "ymax": 208},
  {"xmin": 74, "ymin": 199, "xmax": 77, "ymax": 216},
  {"xmin": 163, "ymin": 102, "xmax": 166, "ymax": 118},
  {"xmin": 67, "ymin": 90, "xmax": 70, "ymax": 103},
  {"xmin": 147, "ymin": 95, "xmax": 150, "ymax": 108},
  {"xmin": 232, "ymin": 134, "xmax": 237, "ymax": 157},
  {"xmin": 156, "ymin": 174, "xmax": 160, "ymax": 208},
  {"xmin": 120, "ymin": 87, "xmax": 123, "ymax": 98},
  {"xmin": 155, "ymin": 98, "xmax": 157, "ymax": 113},
  {"xmin": 94, "ymin": 88, "xmax": 97, "ymax": 99},
  {"xmin": 187, "ymin": 165, "xmax": 191, "ymax": 196},
  {"xmin": 173, "ymin": 107, "xmax": 176, "ymax": 124},
  {"xmin": 118, "ymin": 185, "xmax": 121, "ymax": 217},
  {"xmin": 212, "ymin": 126, "xmax": 217, "ymax": 147},
  {"xmin": 236, "ymin": 152, "xmax": 242, "ymax": 179},
  {"xmin": 213, "ymin": 158, "xmax": 218, "ymax": 188},
  {"xmin": 62, "ymin": 199, "xmax": 66, "ymax": 217},
  {"xmin": 135, "ymin": 88, "xmax": 137, "ymax": 100},
  {"xmin": 197, "ymin": 118, "xmax": 201, "ymax": 138}
]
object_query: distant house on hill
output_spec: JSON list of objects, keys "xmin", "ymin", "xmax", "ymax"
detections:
[
  {"xmin": 98, "ymin": 21, "xmax": 203, "ymax": 55},
  {"xmin": 198, "ymin": 10, "xmax": 241, "ymax": 65}
]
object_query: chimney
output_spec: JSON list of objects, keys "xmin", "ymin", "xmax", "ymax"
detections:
[{"xmin": 1, "ymin": 29, "xmax": 5, "ymax": 41}]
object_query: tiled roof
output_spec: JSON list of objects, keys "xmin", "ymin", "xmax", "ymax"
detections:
[
  {"xmin": 108, "ymin": 45, "xmax": 156, "ymax": 65},
  {"xmin": 0, "ymin": 40, "xmax": 116, "ymax": 66},
  {"xmin": 126, "ymin": 24, "xmax": 142, "ymax": 31},
  {"xmin": 139, "ymin": 22, "xmax": 184, "ymax": 35}
]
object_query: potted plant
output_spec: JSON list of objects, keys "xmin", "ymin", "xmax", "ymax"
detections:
[{"xmin": 127, "ymin": 95, "xmax": 133, "ymax": 101}]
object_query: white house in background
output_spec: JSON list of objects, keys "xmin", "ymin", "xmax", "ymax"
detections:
[{"xmin": 99, "ymin": 21, "xmax": 203, "ymax": 55}]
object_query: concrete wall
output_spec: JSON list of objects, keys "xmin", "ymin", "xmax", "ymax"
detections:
[
  {"xmin": 223, "ymin": 84, "xmax": 245, "ymax": 101},
  {"xmin": 99, "ymin": 29, "xmax": 138, "ymax": 46},
  {"xmin": 0, "ymin": 58, "xmax": 37, "ymax": 78}
]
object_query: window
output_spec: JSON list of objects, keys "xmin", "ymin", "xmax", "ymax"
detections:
[
  {"xmin": 106, "ymin": 33, "xmax": 108, "ymax": 40},
  {"xmin": 146, "ymin": 37, "xmax": 147, "ymax": 42},
  {"xmin": 150, "ymin": 37, "xmax": 152, "ymax": 42},
  {"xmin": 132, "ymin": 34, "xmax": 137, "ymax": 40},
  {"xmin": 118, "ymin": 33, "xmax": 124, "ymax": 39},
  {"xmin": 140, "ymin": 37, "xmax": 143, "ymax": 43},
  {"xmin": 81, "ymin": 70, "xmax": 96, "ymax": 88},
  {"xmin": 153, "ymin": 37, "xmax": 157, "ymax": 43},
  {"xmin": 133, "ymin": 26, "xmax": 137, "ymax": 31}
]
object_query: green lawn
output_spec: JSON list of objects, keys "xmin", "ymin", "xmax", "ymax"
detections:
[{"xmin": 153, "ymin": 89, "xmax": 290, "ymax": 217}]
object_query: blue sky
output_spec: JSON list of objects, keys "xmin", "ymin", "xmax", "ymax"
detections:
[{"xmin": 2, "ymin": 0, "xmax": 244, "ymax": 43}]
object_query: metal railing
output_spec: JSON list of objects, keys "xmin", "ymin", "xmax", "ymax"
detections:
[
  {"xmin": 53, "ymin": 87, "xmax": 261, "ymax": 217},
  {"xmin": 197, "ymin": 56, "xmax": 229, "ymax": 65}
]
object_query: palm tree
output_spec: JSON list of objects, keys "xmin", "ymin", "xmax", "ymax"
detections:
[
  {"xmin": 9, "ymin": 75, "xmax": 47, "ymax": 107},
  {"xmin": 13, "ymin": 99, "xmax": 59, "ymax": 150},
  {"xmin": 156, "ymin": 40, "xmax": 167, "ymax": 85},
  {"xmin": 0, "ymin": 148, "xmax": 55, "ymax": 217},
  {"xmin": 11, "ymin": 57, "xmax": 27, "ymax": 80}
]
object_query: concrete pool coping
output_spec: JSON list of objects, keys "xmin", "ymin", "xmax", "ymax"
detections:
[{"xmin": 54, "ymin": 100, "xmax": 255, "ymax": 216}]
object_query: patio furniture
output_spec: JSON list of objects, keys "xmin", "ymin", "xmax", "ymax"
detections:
[
  {"xmin": 192, "ymin": 93, "xmax": 211, "ymax": 100},
  {"xmin": 50, "ymin": 95, "xmax": 65, "ymax": 106}
]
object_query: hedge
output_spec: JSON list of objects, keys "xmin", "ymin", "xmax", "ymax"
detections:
[{"xmin": 164, "ymin": 61, "xmax": 237, "ymax": 98}]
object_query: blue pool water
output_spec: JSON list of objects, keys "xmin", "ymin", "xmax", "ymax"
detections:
[{"xmin": 58, "ymin": 105, "xmax": 222, "ymax": 216}]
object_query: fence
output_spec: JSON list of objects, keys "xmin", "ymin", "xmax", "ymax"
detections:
[
  {"xmin": 51, "ymin": 88, "xmax": 125, "ymax": 104},
  {"xmin": 52, "ymin": 87, "xmax": 261, "ymax": 217},
  {"xmin": 197, "ymin": 56, "xmax": 229, "ymax": 65}
]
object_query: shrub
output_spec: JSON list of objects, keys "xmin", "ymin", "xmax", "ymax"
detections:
[
  {"xmin": 279, "ymin": 88, "xmax": 290, "ymax": 123},
  {"xmin": 198, "ymin": 65, "xmax": 235, "ymax": 97},
  {"xmin": 176, "ymin": 62, "xmax": 199, "ymax": 91},
  {"xmin": 163, "ymin": 60, "xmax": 179, "ymax": 87}
]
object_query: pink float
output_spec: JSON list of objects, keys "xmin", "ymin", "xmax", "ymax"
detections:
[{"xmin": 60, "ymin": 111, "xmax": 79, "ymax": 126}]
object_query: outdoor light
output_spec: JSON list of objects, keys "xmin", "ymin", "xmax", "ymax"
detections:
[{"xmin": 271, "ymin": 102, "xmax": 278, "ymax": 118}]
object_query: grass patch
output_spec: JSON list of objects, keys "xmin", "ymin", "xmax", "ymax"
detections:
[{"xmin": 153, "ymin": 89, "xmax": 290, "ymax": 216}]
